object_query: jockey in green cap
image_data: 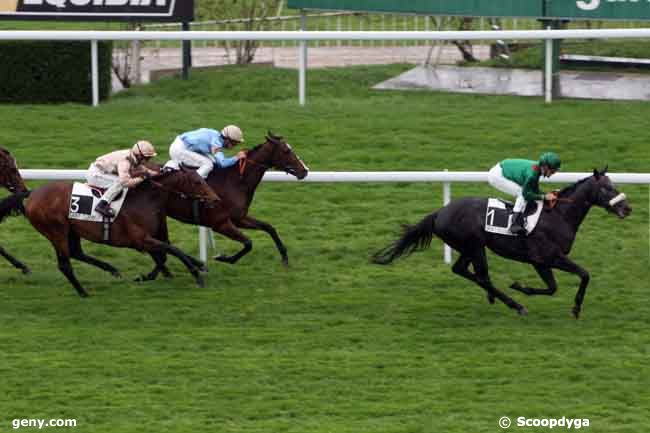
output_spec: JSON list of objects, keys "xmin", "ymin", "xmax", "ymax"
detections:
[{"xmin": 487, "ymin": 152, "xmax": 562, "ymax": 235}]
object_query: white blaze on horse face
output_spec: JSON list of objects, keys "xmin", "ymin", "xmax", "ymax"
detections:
[
  {"xmin": 609, "ymin": 193, "xmax": 626, "ymax": 207},
  {"xmin": 287, "ymin": 142, "xmax": 309, "ymax": 172}
]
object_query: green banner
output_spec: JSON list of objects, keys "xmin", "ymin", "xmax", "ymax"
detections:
[
  {"xmin": 289, "ymin": 0, "xmax": 650, "ymax": 21},
  {"xmin": 549, "ymin": 0, "xmax": 650, "ymax": 21},
  {"xmin": 287, "ymin": 0, "xmax": 542, "ymax": 18}
]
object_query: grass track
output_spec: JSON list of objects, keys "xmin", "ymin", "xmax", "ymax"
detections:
[{"xmin": 0, "ymin": 65, "xmax": 649, "ymax": 432}]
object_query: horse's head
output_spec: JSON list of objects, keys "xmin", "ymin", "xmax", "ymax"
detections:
[
  {"xmin": 585, "ymin": 167, "xmax": 632, "ymax": 219},
  {"xmin": 0, "ymin": 147, "xmax": 28, "ymax": 194},
  {"xmin": 248, "ymin": 132, "xmax": 309, "ymax": 180},
  {"xmin": 154, "ymin": 167, "xmax": 220, "ymax": 204}
]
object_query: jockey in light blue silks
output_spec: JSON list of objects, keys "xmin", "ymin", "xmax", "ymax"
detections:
[
  {"xmin": 487, "ymin": 152, "xmax": 562, "ymax": 235},
  {"xmin": 168, "ymin": 125, "xmax": 246, "ymax": 179}
]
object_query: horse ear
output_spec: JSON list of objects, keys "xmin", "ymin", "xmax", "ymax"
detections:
[
  {"xmin": 602, "ymin": 165, "xmax": 609, "ymax": 175},
  {"xmin": 593, "ymin": 168, "xmax": 600, "ymax": 179}
]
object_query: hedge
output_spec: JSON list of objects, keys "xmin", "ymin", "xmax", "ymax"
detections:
[{"xmin": 0, "ymin": 41, "xmax": 112, "ymax": 104}]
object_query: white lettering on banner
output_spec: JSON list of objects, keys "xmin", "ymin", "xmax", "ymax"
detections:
[
  {"xmin": 578, "ymin": 0, "xmax": 649, "ymax": 11},
  {"xmin": 577, "ymin": 0, "xmax": 600, "ymax": 11},
  {"xmin": 20, "ymin": 0, "xmax": 167, "ymax": 6}
]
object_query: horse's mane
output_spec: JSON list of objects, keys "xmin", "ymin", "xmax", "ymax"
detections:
[
  {"xmin": 557, "ymin": 175, "xmax": 593, "ymax": 197},
  {"xmin": 245, "ymin": 133, "xmax": 283, "ymax": 158}
]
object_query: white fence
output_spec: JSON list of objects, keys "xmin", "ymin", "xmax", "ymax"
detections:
[
  {"xmin": 3, "ymin": 28, "xmax": 650, "ymax": 105},
  {"xmin": 20, "ymin": 170, "xmax": 650, "ymax": 264}
]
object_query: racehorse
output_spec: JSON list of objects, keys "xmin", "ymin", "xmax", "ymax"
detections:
[
  {"xmin": 372, "ymin": 168, "xmax": 632, "ymax": 318},
  {"xmin": 0, "ymin": 168, "xmax": 219, "ymax": 297},
  {"xmin": 0, "ymin": 147, "xmax": 31, "ymax": 274},
  {"xmin": 138, "ymin": 133, "xmax": 309, "ymax": 281}
]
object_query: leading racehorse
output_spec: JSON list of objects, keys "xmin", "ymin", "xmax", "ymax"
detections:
[
  {"xmin": 373, "ymin": 168, "xmax": 632, "ymax": 318},
  {"xmin": 0, "ymin": 147, "xmax": 31, "ymax": 274},
  {"xmin": 139, "ymin": 132, "xmax": 308, "ymax": 281},
  {"xmin": 0, "ymin": 168, "xmax": 218, "ymax": 296}
]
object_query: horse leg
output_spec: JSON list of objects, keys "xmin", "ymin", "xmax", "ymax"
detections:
[
  {"xmin": 234, "ymin": 215, "xmax": 289, "ymax": 266},
  {"xmin": 136, "ymin": 221, "xmax": 175, "ymax": 282},
  {"xmin": 142, "ymin": 236, "xmax": 205, "ymax": 288},
  {"xmin": 0, "ymin": 244, "xmax": 31, "ymax": 274},
  {"xmin": 471, "ymin": 249, "xmax": 528, "ymax": 315},
  {"xmin": 451, "ymin": 254, "xmax": 494, "ymax": 304},
  {"xmin": 135, "ymin": 252, "xmax": 173, "ymax": 282},
  {"xmin": 510, "ymin": 265, "xmax": 558, "ymax": 296},
  {"xmin": 39, "ymin": 226, "xmax": 89, "ymax": 297},
  {"xmin": 55, "ymin": 250, "xmax": 89, "ymax": 298},
  {"xmin": 68, "ymin": 231, "xmax": 121, "ymax": 278},
  {"xmin": 551, "ymin": 255, "xmax": 590, "ymax": 319},
  {"xmin": 213, "ymin": 220, "xmax": 252, "ymax": 265}
]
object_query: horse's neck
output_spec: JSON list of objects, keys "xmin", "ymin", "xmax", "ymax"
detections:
[
  {"xmin": 240, "ymin": 147, "xmax": 271, "ymax": 197},
  {"xmin": 555, "ymin": 185, "xmax": 593, "ymax": 231}
]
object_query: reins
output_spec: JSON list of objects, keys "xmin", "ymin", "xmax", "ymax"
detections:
[
  {"xmin": 238, "ymin": 155, "xmax": 270, "ymax": 177},
  {"xmin": 149, "ymin": 177, "xmax": 217, "ymax": 205}
]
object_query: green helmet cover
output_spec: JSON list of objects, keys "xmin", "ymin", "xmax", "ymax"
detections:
[{"xmin": 539, "ymin": 152, "xmax": 561, "ymax": 170}]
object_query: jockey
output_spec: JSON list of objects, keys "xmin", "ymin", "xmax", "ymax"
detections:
[
  {"xmin": 168, "ymin": 125, "xmax": 246, "ymax": 179},
  {"xmin": 487, "ymin": 152, "xmax": 562, "ymax": 235},
  {"xmin": 87, "ymin": 140, "xmax": 158, "ymax": 218}
]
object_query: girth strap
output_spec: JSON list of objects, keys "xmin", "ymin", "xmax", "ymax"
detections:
[{"xmin": 192, "ymin": 199, "xmax": 201, "ymax": 225}]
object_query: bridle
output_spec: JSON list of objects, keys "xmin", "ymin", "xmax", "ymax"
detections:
[
  {"xmin": 237, "ymin": 139, "xmax": 304, "ymax": 178},
  {"xmin": 238, "ymin": 156, "xmax": 270, "ymax": 178}
]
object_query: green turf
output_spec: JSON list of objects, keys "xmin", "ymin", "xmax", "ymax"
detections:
[{"xmin": 1, "ymin": 65, "xmax": 649, "ymax": 433}]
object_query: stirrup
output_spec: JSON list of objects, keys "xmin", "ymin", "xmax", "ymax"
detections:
[
  {"xmin": 510, "ymin": 225, "xmax": 526, "ymax": 236},
  {"xmin": 95, "ymin": 202, "xmax": 115, "ymax": 218}
]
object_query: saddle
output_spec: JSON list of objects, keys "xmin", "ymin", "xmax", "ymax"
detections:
[
  {"xmin": 68, "ymin": 183, "xmax": 128, "ymax": 223},
  {"xmin": 484, "ymin": 199, "xmax": 544, "ymax": 236}
]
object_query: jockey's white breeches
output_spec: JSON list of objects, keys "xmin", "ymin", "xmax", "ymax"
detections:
[
  {"xmin": 488, "ymin": 163, "xmax": 526, "ymax": 213},
  {"xmin": 169, "ymin": 136, "xmax": 214, "ymax": 178},
  {"xmin": 86, "ymin": 163, "xmax": 124, "ymax": 202}
]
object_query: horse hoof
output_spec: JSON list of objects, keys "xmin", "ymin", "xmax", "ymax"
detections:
[
  {"xmin": 198, "ymin": 264, "xmax": 208, "ymax": 273},
  {"xmin": 572, "ymin": 307, "xmax": 581, "ymax": 319},
  {"xmin": 487, "ymin": 294, "xmax": 495, "ymax": 305},
  {"xmin": 518, "ymin": 307, "xmax": 529, "ymax": 316},
  {"xmin": 112, "ymin": 271, "xmax": 122, "ymax": 279},
  {"xmin": 134, "ymin": 275, "xmax": 150, "ymax": 283},
  {"xmin": 510, "ymin": 282, "xmax": 522, "ymax": 291},
  {"xmin": 78, "ymin": 291, "xmax": 89, "ymax": 298},
  {"xmin": 195, "ymin": 276, "xmax": 205, "ymax": 288},
  {"xmin": 21, "ymin": 267, "xmax": 32, "ymax": 275}
]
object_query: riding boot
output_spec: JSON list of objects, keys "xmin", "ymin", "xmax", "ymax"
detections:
[
  {"xmin": 510, "ymin": 212, "xmax": 526, "ymax": 236},
  {"xmin": 94, "ymin": 183, "xmax": 123, "ymax": 218},
  {"xmin": 95, "ymin": 200, "xmax": 115, "ymax": 218}
]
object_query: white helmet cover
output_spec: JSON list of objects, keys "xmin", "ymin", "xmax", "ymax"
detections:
[
  {"xmin": 132, "ymin": 140, "xmax": 157, "ymax": 158},
  {"xmin": 221, "ymin": 125, "xmax": 244, "ymax": 143}
]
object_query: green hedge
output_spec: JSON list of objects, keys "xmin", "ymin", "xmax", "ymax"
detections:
[{"xmin": 0, "ymin": 41, "xmax": 112, "ymax": 104}]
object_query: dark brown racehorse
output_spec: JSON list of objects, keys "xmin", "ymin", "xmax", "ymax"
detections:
[
  {"xmin": 139, "ymin": 133, "xmax": 308, "ymax": 281},
  {"xmin": 0, "ymin": 147, "xmax": 31, "ymax": 274},
  {"xmin": 0, "ymin": 168, "xmax": 218, "ymax": 296}
]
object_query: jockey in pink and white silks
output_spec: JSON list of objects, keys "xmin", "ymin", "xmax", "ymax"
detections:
[
  {"xmin": 86, "ymin": 140, "xmax": 158, "ymax": 218},
  {"xmin": 168, "ymin": 125, "xmax": 246, "ymax": 179}
]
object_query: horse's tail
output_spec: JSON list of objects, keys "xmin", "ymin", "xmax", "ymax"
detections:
[
  {"xmin": 0, "ymin": 191, "xmax": 30, "ymax": 223},
  {"xmin": 372, "ymin": 211, "xmax": 438, "ymax": 265}
]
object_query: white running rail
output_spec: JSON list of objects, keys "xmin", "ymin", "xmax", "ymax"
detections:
[
  {"xmin": 20, "ymin": 170, "xmax": 650, "ymax": 264},
  {"xmin": 3, "ymin": 28, "xmax": 650, "ymax": 105}
]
